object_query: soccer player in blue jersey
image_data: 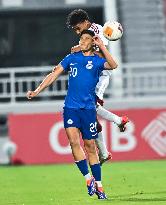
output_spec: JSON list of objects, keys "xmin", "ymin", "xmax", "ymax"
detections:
[
  {"xmin": 66, "ymin": 9, "xmax": 129, "ymax": 165},
  {"xmin": 26, "ymin": 30, "xmax": 117, "ymax": 199}
]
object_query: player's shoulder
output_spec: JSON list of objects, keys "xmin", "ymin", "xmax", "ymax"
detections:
[
  {"xmin": 89, "ymin": 22, "xmax": 103, "ymax": 35},
  {"xmin": 91, "ymin": 22, "xmax": 103, "ymax": 29},
  {"xmin": 69, "ymin": 51, "xmax": 82, "ymax": 61},
  {"xmin": 65, "ymin": 51, "xmax": 81, "ymax": 58},
  {"xmin": 89, "ymin": 22, "xmax": 108, "ymax": 46}
]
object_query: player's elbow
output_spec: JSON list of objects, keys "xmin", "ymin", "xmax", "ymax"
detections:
[
  {"xmin": 104, "ymin": 61, "xmax": 118, "ymax": 70},
  {"xmin": 108, "ymin": 62, "xmax": 118, "ymax": 70},
  {"xmin": 111, "ymin": 62, "xmax": 118, "ymax": 69}
]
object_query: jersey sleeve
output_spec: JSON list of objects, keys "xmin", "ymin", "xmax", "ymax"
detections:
[{"xmin": 59, "ymin": 54, "xmax": 71, "ymax": 71}]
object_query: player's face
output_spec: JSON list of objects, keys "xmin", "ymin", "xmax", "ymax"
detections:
[
  {"xmin": 72, "ymin": 20, "xmax": 89, "ymax": 35},
  {"xmin": 79, "ymin": 34, "xmax": 94, "ymax": 52}
]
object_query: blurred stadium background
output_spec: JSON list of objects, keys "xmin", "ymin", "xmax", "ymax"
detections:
[{"xmin": 0, "ymin": 0, "xmax": 166, "ymax": 165}]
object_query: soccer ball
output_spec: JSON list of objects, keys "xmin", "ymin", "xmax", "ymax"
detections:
[{"xmin": 103, "ymin": 21, "xmax": 123, "ymax": 41}]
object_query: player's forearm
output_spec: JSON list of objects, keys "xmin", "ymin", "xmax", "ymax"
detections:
[
  {"xmin": 27, "ymin": 65, "xmax": 64, "ymax": 99},
  {"xmin": 34, "ymin": 65, "xmax": 64, "ymax": 95},
  {"xmin": 95, "ymin": 45, "xmax": 109, "ymax": 58},
  {"xmin": 34, "ymin": 72, "xmax": 57, "ymax": 95},
  {"xmin": 100, "ymin": 45, "xmax": 118, "ymax": 69}
]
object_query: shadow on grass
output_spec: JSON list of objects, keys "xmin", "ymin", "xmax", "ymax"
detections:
[
  {"xmin": 106, "ymin": 191, "xmax": 166, "ymax": 202},
  {"xmin": 119, "ymin": 197, "xmax": 166, "ymax": 202}
]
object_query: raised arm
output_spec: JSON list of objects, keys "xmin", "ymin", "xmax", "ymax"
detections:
[
  {"xmin": 93, "ymin": 36, "xmax": 118, "ymax": 70},
  {"xmin": 71, "ymin": 44, "xmax": 81, "ymax": 53},
  {"xmin": 26, "ymin": 65, "xmax": 64, "ymax": 99}
]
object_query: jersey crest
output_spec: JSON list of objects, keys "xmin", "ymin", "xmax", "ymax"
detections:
[{"xmin": 86, "ymin": 61, "xmax": 93, "ymax": 69}]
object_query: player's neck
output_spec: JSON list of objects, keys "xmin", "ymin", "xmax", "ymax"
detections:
[{"xmin": 82, "ymin": 50, "xmax": 94, "ymax": 56}]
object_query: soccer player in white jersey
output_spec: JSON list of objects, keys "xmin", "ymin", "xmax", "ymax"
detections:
[{"xmin": 66, "ymin": 9, "xmax": 129, "ymax": 165}]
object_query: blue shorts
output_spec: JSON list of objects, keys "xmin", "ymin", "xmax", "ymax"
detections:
[{"xmin": 63, "ymin": 108, "xmax": 98, "ymax": 140}]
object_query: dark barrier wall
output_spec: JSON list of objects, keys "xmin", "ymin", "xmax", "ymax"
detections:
[{"xmin": 0, "ymin": 7, "xmax": 103, "ymax": 68}]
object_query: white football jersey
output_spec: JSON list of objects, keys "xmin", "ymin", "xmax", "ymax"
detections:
[
  {"xmin": 89, "ymin": 22, "xmax": 108, "ymax": 46},
  {"xmin": 89, "ymin": 23, "xmax": 112, "ymax": 99}
]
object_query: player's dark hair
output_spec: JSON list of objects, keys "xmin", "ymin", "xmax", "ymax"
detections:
[
  {"xmin": 80, "ymin": 30, "xmax": 95, "ymax": 37},
  {"xmin": 66, "ymin": 9, "xmax": 90, "ymax": 28}
]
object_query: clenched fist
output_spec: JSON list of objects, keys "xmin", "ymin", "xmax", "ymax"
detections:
[{"xmin": 26, "ymin": 91, "xmax": 38, "ymax": 99}]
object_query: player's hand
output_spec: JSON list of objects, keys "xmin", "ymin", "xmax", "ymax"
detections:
[
  {"xmin": 26, "ymin": 91, "xmax": 38, "ymax": 99},
  {"xmin": 93, "ymin": 36, "xmax": 105, "ymax": 48},
  {"xmin": 71, "ymin": 45, "xmax": 81, "ymax": 53}
]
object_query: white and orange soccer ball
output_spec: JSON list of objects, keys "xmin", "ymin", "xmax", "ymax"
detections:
[{"xmin": 103, "ymin": 21, "xmax": 123, "ymax": 41}]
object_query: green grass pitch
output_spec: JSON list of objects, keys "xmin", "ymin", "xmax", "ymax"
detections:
[{"xmin": 0, "ymin": 160, "xmax": 166, "ymax": 205}]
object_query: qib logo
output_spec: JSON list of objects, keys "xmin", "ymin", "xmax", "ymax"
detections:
[
  {"xmin": 86, "ymin": 61, "xmax": 93, "ymax": 69},
  {"xmin": 142, "ymin": 112, "xmax": 166, "ymax": 156}
]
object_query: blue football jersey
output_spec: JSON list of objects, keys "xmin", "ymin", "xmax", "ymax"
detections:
[{"xmin": 60, "ymin": 51, "xmax": 106, "ymax": 109}]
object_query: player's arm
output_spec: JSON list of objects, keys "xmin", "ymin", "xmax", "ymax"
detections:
[
  {"xmin": 94, "ymin": 44, "xmax": 109, "ymax": 58},
  {"xmin": 71, "ymin": 45, "xmax": 81, "ymax": 53},
  {"xmin": 26, "ymin": 65, "xmax": 64, "ymax": 99},
  {"xmin": 93, "ymin": 36, "xmax": 118, "ymax": 70}
]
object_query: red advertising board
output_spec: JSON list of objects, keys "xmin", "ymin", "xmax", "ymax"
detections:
[{"xmin": 8, "ymin": 108, "xmax": 166, "ymax": 164}]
